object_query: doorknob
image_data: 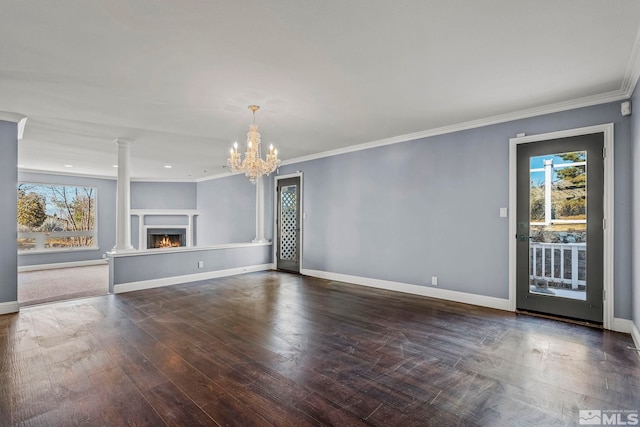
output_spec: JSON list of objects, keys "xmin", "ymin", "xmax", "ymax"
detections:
[{"xmin": 518, "ymin": 234, "xmax": 533, "ymax": 241}]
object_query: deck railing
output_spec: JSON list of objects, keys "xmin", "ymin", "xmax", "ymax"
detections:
[
  {"xmin": 530, "ymin": 242, "xmax": 586, "ymax": 289},
  {"xmin": 18, "ymin": 231, "xmax": 95, "ymax": 251}
]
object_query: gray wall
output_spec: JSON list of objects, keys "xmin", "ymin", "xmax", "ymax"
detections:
[
  {"xmin": 197, "ymin": 174, "xmax": 274, "ymax": 245},
  {"xmin": 130, "ymin": 181, "xmax": 197, "ymax": 249},
  {"xmin": 111, "ymin": 245, "xmax": 272, "ymax": 286},
  {"xmin": 277, "ymin": 101, "xmax": 634, "ymax": 319},
  {"xmin": 0, "ymin": 120, "xmax": 18, "ymax": 304},
  {"xmin": 631, "ymin": 87, "xmax": 640, "ymax": 333},
  {"xmin": 131, "ymin": 182, "xmax": 196, "ymax": 209},
  {"xmin": 17, "ymin": 172, "xmax": 117, "ymax": 266}
]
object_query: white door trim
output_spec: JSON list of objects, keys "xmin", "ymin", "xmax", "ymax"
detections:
[
  {"xmin": 273, "ymin": 172, "xmax": 304, "ymax": 272},
  {"xmin": 508, "ymin": 123, "xmax": 614, "ymax": 329}
]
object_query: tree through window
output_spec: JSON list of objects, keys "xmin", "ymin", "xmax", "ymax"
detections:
[{"xmin": 17, "ymin": 183, "xmax": 97, "ymax": 251}]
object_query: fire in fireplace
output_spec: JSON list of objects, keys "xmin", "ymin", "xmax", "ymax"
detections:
[{"xmin": 147, "ymin": 228, "xmax": 186, "ymax": 249}]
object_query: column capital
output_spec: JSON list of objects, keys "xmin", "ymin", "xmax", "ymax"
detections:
[{"xmin": 114, "ymin": 138, "xmax": 132, "ymax": 147}]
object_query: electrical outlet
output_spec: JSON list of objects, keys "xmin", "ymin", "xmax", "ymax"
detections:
[
  {"xmin": 432, "ymin": 276, "xmax": 438, "ymax": 286},
  {"xmin": 198, "ymin": 261, "xmax": 204, "ymax": 269}
]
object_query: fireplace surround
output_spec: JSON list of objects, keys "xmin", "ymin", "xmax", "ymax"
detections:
[{"xmin": 131, "ymin": 209, "xmax": 198, "ymax": 251}]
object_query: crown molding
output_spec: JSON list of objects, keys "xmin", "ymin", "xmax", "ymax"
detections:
[
  {"xmin": 20, "ymin": 84, "xmax": 632, "ymax": 185},
  {"xmin": 195, "ymin": 170, "xmax": 241, "ymax": 183},
  {"xmin": 280, "ymin": 89, "xmax": 628, "ymax": 167},
  {"xmin": 621, "ymin": 26, "xmax": 640, "ymax": 97},
  {"xmin": 129, "ymin": 177, "xmax": 200, "ymax": 183},
  {"xmin": 18, "ymin": 168, "xmax": 117, "ymax": 181},
  {"xmin": 17, "ymin": 168, "xmax": 206, "ymax": 183},
  {"xmin": 195, "ymin": 88, "xmax": 629, "ymax": 183},
  {"xmin": 0, "ymin": 111, "xmax": 26, "ymax": 123}
]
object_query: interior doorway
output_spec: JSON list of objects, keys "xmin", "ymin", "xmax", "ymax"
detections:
[{"xmin": 274, "ymin": 173, "xmax": 302, "ymax": 273}]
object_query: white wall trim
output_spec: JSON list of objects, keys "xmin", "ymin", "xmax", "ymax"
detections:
[
  {"xmin": 631, "ymin": 322, "xmax": 640, "ymax": 351},
  {"xmin": 130, "ymin": 209, "xmax": 199, "ymax": 216},
  {"xmin": 18, "ymin": 258, "xmax": 108, "ymax": 272},
  {"xmin": 17, "ymin": 117, "xmax": 27, "ymax": 140},
  {"xmin": 508, "ymin": 123, "xmax": 615, "ymax": 329},
  {"xmin": 621, "ymin": 25, "xmax": 640, "ymax": 97},
  {"xmin": 612, "ymin": 319, "xmax": 640, "ymax": 352},
  {"xmin": 113, "ymin": 263, "xmax": 273, "ymax": 294},
  {"xmin": 0, "ymin": 111, "xmax": 26, "ymax": 123},
  {"xmin": 0, "ymin": 301, "xmax": 19, "ymax": 315},
  {"xmin": 195, "ymin": 91, "xmax": 629, "ymax": 184},
  {"xmin": 277, "ymin": 91, "xmax": 626, "ymax": 167},
  {"xmin": 612, "ymin": 318, "xmax": 635, "ymax": 334},
  {"xmin": 18, "ymin": 168, "xmax": 200, "ymax": 183},
  {"xmin": 302, "ymin": 269, "xmax": 510, "ymax": 311},
  {"xmin": 108, "ymin": 241, "xmax": 271, "ymax": 258},
  {"xmin": 18, "ymin": 168, "xmax": 118, "ymax": 181},
  {"xmin": 20, "ymin": 87, "xmax": 634, "ymax": 185}
]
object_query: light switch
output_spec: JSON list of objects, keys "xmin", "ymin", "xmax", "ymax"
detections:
[{"xmin": 499, "ymin": 208, "xmax": 508, "ymax": 218}]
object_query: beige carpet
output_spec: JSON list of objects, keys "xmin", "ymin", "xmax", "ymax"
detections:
[{"xmin": 18, "ymin": 264, "xmax": 109, "ymax": 306}]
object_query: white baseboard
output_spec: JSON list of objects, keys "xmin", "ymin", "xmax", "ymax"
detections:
[
  {"xmin": 301, "ymin": 269, "xmax": 510, "ymax": 311},
  {"xmin": 630, "ymin": 322, "xmax": 640, "ymax": 351},
  {"xmin": 0, "ymin": 301, "xmax": 19, "ymax": 315},
  {"xmin": 615, "ymin": 318, "xmax": 640, "ymax": 351},
  {"xmin": 18, "ymin": 259, "xmax": 108, "ymax": 272},
  {"xmin": 612, "ymin": 318, "xmax": 635, "ymax": 334},
  {"xmin": 114, "ymin": 264, "xmax": 273, "ymax": 294}
]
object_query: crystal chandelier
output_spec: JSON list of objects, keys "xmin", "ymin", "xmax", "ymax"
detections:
[{"xmin": 227, "ymin": 105, "xmax": 280, "ymax": 184}]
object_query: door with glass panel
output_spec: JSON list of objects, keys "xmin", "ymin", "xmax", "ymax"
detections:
[
  {"xmin": 516, "ymin": 133, "xmax": 604, "ymax": 323},
  {"xmin": 276, "ymin": 177, "xmax": 301, "ymax": 273}
]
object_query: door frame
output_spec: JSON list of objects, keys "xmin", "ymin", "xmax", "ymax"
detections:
[
  {"xmin": 508, "ymin": 123, "xmax": 614, "ymax": 329},
  {"xmin": 273, "ymin": 172, "xmax": 303, "ymax": 272}
]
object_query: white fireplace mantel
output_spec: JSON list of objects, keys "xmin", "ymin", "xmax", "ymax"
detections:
[{"xmin": 131, "ymin": 209, "xmax": 199, "ymax": 250}]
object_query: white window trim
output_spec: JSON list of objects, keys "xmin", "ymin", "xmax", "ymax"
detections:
[{"xmin": 17, "ymin": 182, "xmax": 99, "ymax": 253}]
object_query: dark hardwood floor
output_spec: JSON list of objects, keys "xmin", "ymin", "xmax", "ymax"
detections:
[{"xmin": 1, "ymin": 271, "xmax": 638, "ymax": 426}]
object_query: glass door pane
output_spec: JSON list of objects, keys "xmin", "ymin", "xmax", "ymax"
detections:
[
  {"xmin": 528, "ymin": 151, "xmax": 586, "ymax": 301},
  {"xmin": 279, "ymin": 184, "xmax": 298, "ymax": 262}
]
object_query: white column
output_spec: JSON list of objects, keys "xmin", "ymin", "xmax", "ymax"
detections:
[
  {"xmin": 253, "ymin": 175, "xmax": 267, "ymax": 243},
  {"xmin": 544, "ymin": 158, "xmax": 553, "ymax": 225},
  {"xmin": 137, "ymin": 215, "xmax": 144, "ymax": 250},
  {"xmin": 113, "ymin": 139, "xmax": 134, "ymax": 252},
  {"xmin": 187, "ymin": 214, "xmax": 194, "ymax": 247}
]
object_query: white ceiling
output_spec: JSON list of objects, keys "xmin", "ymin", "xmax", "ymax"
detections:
[{"xmin": 2, "ymin": 1, "xmax": 640, "ymax": 180}]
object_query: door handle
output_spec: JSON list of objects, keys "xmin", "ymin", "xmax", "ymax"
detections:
[{"xmin": 517, "ymin": 234, "xmax": 533, "ymax": 241}]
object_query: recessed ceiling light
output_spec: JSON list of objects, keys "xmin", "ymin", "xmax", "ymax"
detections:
[
  {"xmin": 164, "ymin": 165, "xmax": 172, "ymax": 169},
  {"xmin": 64, "ymin": 164, "xmax": 73, "ymax": 168},
  {"xmin": 112, "ymin": 164, "xmax": 118, "ymax": 168}
]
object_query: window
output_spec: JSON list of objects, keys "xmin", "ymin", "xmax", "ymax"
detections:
[{"xmin": 17, "ymin": 183, "xmax": 97, "ymax": 252}]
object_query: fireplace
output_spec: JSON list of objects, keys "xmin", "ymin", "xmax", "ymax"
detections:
[{"xmin": 147, "ymin": 228, "xmax": 187, "ymax": 249}]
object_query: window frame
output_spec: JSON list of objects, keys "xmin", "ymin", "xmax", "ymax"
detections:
[{"xmin": 17, "ymin": 181, "xmax": 99, "ymax": 254}]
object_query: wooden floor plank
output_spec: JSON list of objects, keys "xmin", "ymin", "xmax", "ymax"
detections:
[{"xmin": 0, "ymin": 271, "xmax": 638, "ymax": 426}]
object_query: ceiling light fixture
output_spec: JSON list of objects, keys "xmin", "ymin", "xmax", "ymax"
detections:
[
  {"xmin": 227, "ymin": 105, "xmax": 280, "ymax": 184},
  {"xmin": 164, "ymin": 165, "xmax": 172, "ymax": 169}
]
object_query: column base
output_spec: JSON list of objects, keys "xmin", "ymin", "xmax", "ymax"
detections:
[{"xmin": 109, "ymin": 246, "xmax": 136, "ymax": 255}]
